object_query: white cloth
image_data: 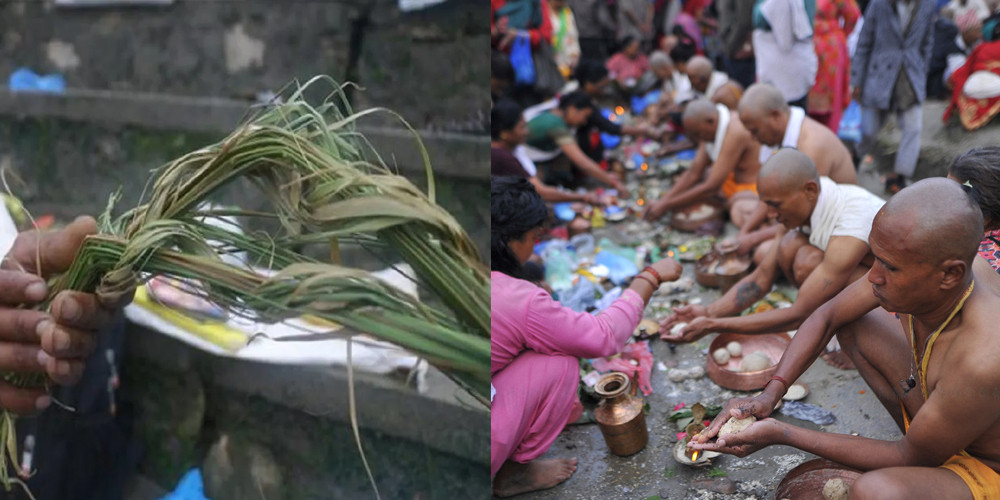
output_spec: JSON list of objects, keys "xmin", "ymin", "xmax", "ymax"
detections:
[
  {"xmin": 760, "ymin": 0, "xmax": 814, "ymax": 50},
  {"xmin": 0, "ymin": 202, "xmax": 17, "ymax": 258},
  {"xmin": 963, "ymin": 70, "xmax": 1000, "ymax": 99},
  {"xmin": 946, "ymin": 0, "xmax": 991, "ymax": 21},
  {"xmin": 805, "ymin": 177, "xmax": 885, "ymax": 251},
  {"xmin": 945, "ymin": 35, "xmax": 978, "ymax": 85},
  {"xmin": 758, "ymin": 105, "xmax": 806, "ymax": 163},
  {"xmin": 513, "ymin": 145, "xmax": 539, "ymax": 177},
  {"xmin": 672, "ymin": 71, "xmax": 695, "ymax": 103},
  {"xmin": 705, "ymin": 104, "xmax": 731, "ymax": 162},
  {"xmin": 753, "ymin": 0, "xmax": 817, "ymax": 102},
  {"xmin": 704, "ymin": 71, "xmax": 731, "ymax": 100}
]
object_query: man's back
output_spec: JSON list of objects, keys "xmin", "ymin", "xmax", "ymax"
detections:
[
  {"xmin": 799, "ymin": 116, "xmax": 858, "ymax": 184},
  {"xmin": 727, "ymin": 113, "xmax": 763, "ymax": 185}
]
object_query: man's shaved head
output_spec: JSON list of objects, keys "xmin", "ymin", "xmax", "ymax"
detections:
[
  {"xmin": 877, "ymin": 178, "xmax": 983, "ymax": 266},
  {"xmin": 686, "ymin": 55, "xmax": 713, "ymax": 79},
  {"xmin": 682, "ymin": 99, "xmax": 719, "ymax": 142},
  {"xmin": 758, "ymin": 148, "xmax": 820, "ymax": 193},
  {"xmin": 683, "ymin": 99, "xmax": 717, "ymax": 122},
  {"xmin": 739, "ymin": 83, "xmax": 790, "ymax": 116}
]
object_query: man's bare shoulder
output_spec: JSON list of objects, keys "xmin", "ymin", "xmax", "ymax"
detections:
[{"xmin": 950, "ymin": 285, "xmax": 1000, "ymax": 376}]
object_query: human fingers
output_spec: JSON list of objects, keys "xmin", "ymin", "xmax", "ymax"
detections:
[
  {"xmin": 0, "ymin": 270, "xmax": 48, "ymax": 305},
  {"xmin": 36, "ymin": 351, "xmax": 86, "ymax": 386},
  {"xmin": 0, "ymin": 308, "xmax": 49, "ymax": 345},
  {"xmin": 50, "ymin": 291, "xmax": 114, "ymax": 332},
  {"xmin": 4, "ymin": 216, "xmax": 97, "ymax": 278},
  {"xmin": 694, "ymin": 408, "xmax": 732, "ymax": 443},
  {"xmin": 0, "ymin": 342, "xmax": 47, "ymax": 375},
  {"xmin": 651, "ymin": 258, "xmax": 682, "ymax": 281},
  {"xmin": 38, "ymin": 320, "xmax": 97, "ymax": 360},
  {"xmin": 0, "ymin": 381, "xmax": 49, "ymax": 416}
]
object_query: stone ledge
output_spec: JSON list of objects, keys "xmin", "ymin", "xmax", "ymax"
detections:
[
  {"xmin": 0, "ymin": 87, "xmax": 488, "ymax": 180},
  {"xmin": 124, "ymin": 319, "xmax": 489, "ymax": 465}
]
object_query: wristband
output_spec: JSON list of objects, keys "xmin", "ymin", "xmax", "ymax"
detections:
[
  {"xmin": 643, "ymin": 266, "xmax": 662, "ymax": 284},
  {"xmin": 635, "ymin": 273, "xmax": 658, "ymax": 290},
  {"xmin": 768, "ymin": 375, "xmax": 790, "ymax": 393}
]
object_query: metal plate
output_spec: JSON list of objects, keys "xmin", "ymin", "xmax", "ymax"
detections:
[
  {"xmin": 773, "ymin": 458, "xmax": 863, "ymax": 500},
  {"xmin": 705, "ymin": 332, "xmax": 792, "ymax": 391}
]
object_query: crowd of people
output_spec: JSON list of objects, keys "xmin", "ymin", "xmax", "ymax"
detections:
[{"xmin": 492, "ymin": 0, "xmax": 1000, "ymax": 497}]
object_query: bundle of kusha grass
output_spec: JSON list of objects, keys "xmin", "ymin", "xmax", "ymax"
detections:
[{"xmin": 0, "ymin": 77, "xmax": 488, "ymax": 493}]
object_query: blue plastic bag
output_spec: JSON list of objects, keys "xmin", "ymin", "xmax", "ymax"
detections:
[
  {"xmin": 159, "ymin": 468, "xmax": 208, "ymax": 500},
  {"xmin": 594, "ymin": 250, "xmax": 639, "ymax": 285},
  {"xmin": 9, "ymin": 68, "xmax": 65, "ymax": 94},
  {"xmin": 838, "ymin": 100, "xmax": 862, "ymax": 143},
  {"xmin": 510, "ymin": 33, "xmax": 536, "ymax": 87}
]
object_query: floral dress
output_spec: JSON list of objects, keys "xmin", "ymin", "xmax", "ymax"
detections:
[
  {"xmin": 807, "ymin": 0, "xmax": 860, "ymax": 133},
  {"xmin": 980, "ymin": 229, "xmax": 1000, "ymax": 273}
]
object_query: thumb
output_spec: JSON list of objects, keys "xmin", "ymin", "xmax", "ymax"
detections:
[{"xmin": 6, "ymin": 216, "xmax": 97, "ymax": 278}]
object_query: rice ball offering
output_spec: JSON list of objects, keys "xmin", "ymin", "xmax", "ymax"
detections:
[
  {"xmin": 686, "ymin": 365, "xmax": 705, "ymax": 379},
  {"xmin": 718, "ymin": 416, "xmax": 756, "ymax": 438},
  {"xmin": 740, "ymin": 351, "xmax": 772, "ymax": 372},
  {"xmin": 726, "ymin": 340, "xmax": 743, "ymax": 357},
  {"xmin": 668, "ymin": 368, "xmax": 688, "ymax": 383},
  {"xmin": 670, "ymin": 322, "xmax": 688, "ymax": 337},
  {"xmin": 783, "ymin": 383, "xmax": 808, "ymax": 401},
  {"xmin": 822, "ymin": 478, "xmax": 850, "ymax": 500},
  {"xmin": 712, "ymin": 348, "xmax": 731, "ymax": 365}
]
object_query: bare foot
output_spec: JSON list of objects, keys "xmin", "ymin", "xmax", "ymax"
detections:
[
  {"xmin": 822, "ymin": 349, "xmax": 857, "ymax": 370},
  {"xmin": 493, "ymin": 458, "xmax": 579, "ymax": 497}
]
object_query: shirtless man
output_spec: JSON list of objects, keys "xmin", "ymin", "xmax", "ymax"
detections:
[
  {"xmin": 641, "ymin": 99, "xmax": 761, "ymax": 228},
  {"xmin": 727, "ymin": 83, "xmax": 860, "ymax": 257},
  {"xmin": 691, "ymin": 179, "xmax": 1000, "ymax": 500},
  {"xmin": 660, "ymin": 149, "xmax": 884, "ymax": 347}
]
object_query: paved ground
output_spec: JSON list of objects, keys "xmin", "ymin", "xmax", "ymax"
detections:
[{"xmin": 507, "ymin": 184, "xmax": 901, "ymax": 499}]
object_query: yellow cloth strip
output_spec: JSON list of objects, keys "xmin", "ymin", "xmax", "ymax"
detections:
[{"xmin": 132, "ymin": 285, "xmax": 248, "ymax": 351}]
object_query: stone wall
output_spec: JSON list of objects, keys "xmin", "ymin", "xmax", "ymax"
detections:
[{"xmin": 0, "ymin": 0, "xmax": 489, "ymax": 133}]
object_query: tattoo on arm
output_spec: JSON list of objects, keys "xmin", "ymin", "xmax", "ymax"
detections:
[
  {"xmin": 734, "ymin": 282, "xmax": 763, "ymax": 310},
  {"xmin": 822, "ymin": 278, "xmax": 833, "ymax": 291}
]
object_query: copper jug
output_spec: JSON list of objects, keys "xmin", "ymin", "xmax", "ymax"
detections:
[{"xmin": 593, "ymin": 372, "xmax": 648, "ymax": 456}]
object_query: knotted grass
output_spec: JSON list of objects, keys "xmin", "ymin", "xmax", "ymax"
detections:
[{"xmin": 2, "ymin": 77, "xmax": 489, "ymax": 495}]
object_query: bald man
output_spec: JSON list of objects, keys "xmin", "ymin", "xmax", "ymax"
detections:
[
  {"xmin": 690, "ymin": 178, "xmax": 1000, "ymax": 500},
  {"xmin": 682, "ymin": 56, "xmax": 745, "ymax": 110},
  {"xmin": 641, "ymin": 99, "xmax": 762, "ymax": 228},
  {"xmin": 725, "ymin": 83, "xmax": 861, "ymax": 258},
  {"xmin": 661, "ymin": 149, "xmax": 884, "ymax": 348},
  {"xmin": 739, "ymin": 83, "xmax": 857, "ymax": 185}
]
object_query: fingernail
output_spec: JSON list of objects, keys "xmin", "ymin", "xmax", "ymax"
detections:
[
  {"xmin": 35, "ymin": 396, "xmax": 50, "ymax": 411},
  {"xmin": 56, "ymin": 361, "xmax": 70, "ymax": 376},
  {"xmin": 36, "ymin": 350, "xmax": 50, "ymax": 368},
  {"xmin": 60, "ymin": 298, "xmax": 80, "ymax": 322},
  {"xmin": 25, "ymin": 282, "xmax": 46, "ymax": 302},
  {"xmin": 35, "ymin": 320, "xmax": 52, "ymax": 339}
]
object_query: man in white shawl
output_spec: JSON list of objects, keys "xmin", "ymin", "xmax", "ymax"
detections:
[
  {"xmin": 752, "ymin": 0, "xmax": 818, "ymax": 108},
  {"xmin": 661, "ymin": 149, "xmax": 885, "ymax": 369}
]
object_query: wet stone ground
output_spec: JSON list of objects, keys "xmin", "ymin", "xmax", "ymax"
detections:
[{"xmin": 511, "ymin": 216, "xmax": 901, "ymax": 500}]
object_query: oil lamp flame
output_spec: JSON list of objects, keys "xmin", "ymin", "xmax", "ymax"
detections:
[
  {"xmin": 691, "ymin": 450, "xmax": 700, "ymax": 462},
  {"xmin": 615, "ymin": 106, "xmax": 625, "ymax": 115}
]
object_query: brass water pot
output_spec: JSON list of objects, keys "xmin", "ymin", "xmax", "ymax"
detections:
[{"xmin": 593, "ymin": 372, "xmax": 648, "ymax": 456}]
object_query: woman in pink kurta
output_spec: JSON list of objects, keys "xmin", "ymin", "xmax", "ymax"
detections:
[
  {"xmin": 807, "ymin": 0, "xmax": 860, "ymax": 133},
  {"xmin": 490, "ymin": 176, "xmax": 681, "ymax": 497}
]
